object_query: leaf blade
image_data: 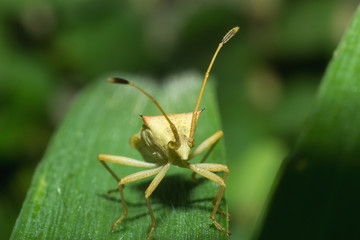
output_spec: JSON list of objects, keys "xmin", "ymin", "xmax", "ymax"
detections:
[
  {"xmin": 11, "ymin": 72, "xmax": 229, "ymax": 240},
  {"xmin": 257, "ymin": 6, "xmax": 360, "ymax": 239}
]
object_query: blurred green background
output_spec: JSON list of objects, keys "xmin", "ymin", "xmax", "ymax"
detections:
[{"xmin": 0, "ymin": 0, "xmax": 358, "ymax": 239}]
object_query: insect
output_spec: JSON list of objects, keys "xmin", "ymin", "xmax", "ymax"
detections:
[{"xmin": 98, "ymin": 26, "xmax": 239, "ymax": 239}]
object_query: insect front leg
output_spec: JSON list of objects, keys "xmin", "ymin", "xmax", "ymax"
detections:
[
  {"xmin": 188, "ymin": 163, "xmax": 231, "ymax": 237},
  {"xmin": 144, "ymin": 162, "xmax": 172, "ymax": 240},
  {"xmin": 188, "ymin": 130, "xmax": 223, "ymax": 181}
]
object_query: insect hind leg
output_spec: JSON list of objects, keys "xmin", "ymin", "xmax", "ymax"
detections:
[
  {"xmin": 111, "ymin": 184, "xmax": 128, "ymax": 231},
  {"xmin": 97, "ymin": 158, "xmax": 127, "ymax": 231},
  {"xmin": 106, "ymin": 187, "xmax": 124, "ymax": 197}
]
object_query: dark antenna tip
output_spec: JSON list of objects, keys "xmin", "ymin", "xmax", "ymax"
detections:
[{"xmin": 108, "ymin": 77, "xmax": 129, "ymax": 84}]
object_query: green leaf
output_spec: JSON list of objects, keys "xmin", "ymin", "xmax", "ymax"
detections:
[
  {"xmin": 257, "ymin": 5, "xmax": 360, "ymax": 239},
  {"xmin": 11, "ymin": 72, "xmax": 229, "ymax": 239}
]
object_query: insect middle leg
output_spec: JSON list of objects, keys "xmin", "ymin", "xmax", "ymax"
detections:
[
  {"xmin": 187, "ymin": 131, "xmax": 230, "ymax": 219},
  {"xmin": 111, "ymin": 166, "xmax": 164, "ymax": 231},
  {"xmin": 188, "ymin": 163, "xmax": 231, "ymax": 236},
  {"xmin": 98, "ymin": 153, "xmax": 159, "ymax": 194}
]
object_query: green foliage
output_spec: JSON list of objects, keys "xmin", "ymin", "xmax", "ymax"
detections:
[
  {"xmin": 2, "ymin": 1, "xmax": 359, "ymax": 239},
  {"xmin": 11, "ymin": 73, "xmax": 229, "ymax": 239},
  {"xmin": 257, "ymin": 5, "xmax": 360, "ymax": 239}
]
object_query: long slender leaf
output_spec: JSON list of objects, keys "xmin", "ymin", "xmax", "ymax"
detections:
[
  {"xmin": 11, "ymin": 72, "xmax": 229, "ymax": 240},
  {"xmin": 257, "ymin": 5, "xmax": 360, "ymax": 240}
]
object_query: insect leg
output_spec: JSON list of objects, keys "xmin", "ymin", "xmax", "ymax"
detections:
[
  {"xmin": 97, "ymin": 154, "xmax": 162, "ymax": 231},
  {"xmin": 211, "ymin": 171, "xmax": 230, "ymax": 236},
  {"xmin": 98, "ymin": 154, "xmax": 158, "ymax": 168},
  {"xmin": 111, "ymin": 166, "xmax": 164, "ymax": 232},
  {"xmin": 188, "ymin": 130, "xmax": 223, "ymax": 181},
  {"xmin": 189, "ymin": 130, "xmax": 223, "ymax": 160},
  {"xmin": 98, "ymin": 154, "xmax": 159, "ymax": 196},
  {"xmin": 190, "ymin": 163, "xmax": 230, "ymax": 218},
  {"xmin": 188, "ymin": 163, "xmax": 231, "ymax": 236},
  {"xmin": 110, "ymin": 183, "xmax": 126, "ymax": 231},
  {"xmin": 144, "ymin": 162, "xmax": 172, "ymax": 240}
]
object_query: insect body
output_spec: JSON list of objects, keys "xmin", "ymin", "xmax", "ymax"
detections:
[{"xmin": 98, "ymin": 26, "xmax": 239, "ymax": 239}]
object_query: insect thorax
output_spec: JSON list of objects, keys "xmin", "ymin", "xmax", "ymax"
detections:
[{"xmin": 129, "ymin": 111, "xmax": 202, "ymax": 164}]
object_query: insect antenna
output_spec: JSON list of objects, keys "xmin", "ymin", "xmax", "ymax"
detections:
[
  {"xmin": 108, "ymin": 77, "xmax": 181, "ymax": 149},
  {"xmin": 188, "ymin": 26, "xmax": 239, "ymax": 148}
]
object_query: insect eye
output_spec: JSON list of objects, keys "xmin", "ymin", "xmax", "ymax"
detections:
[{"xmin": 141, "ymin": 128, "xmax": 154, "ymax": 147}]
